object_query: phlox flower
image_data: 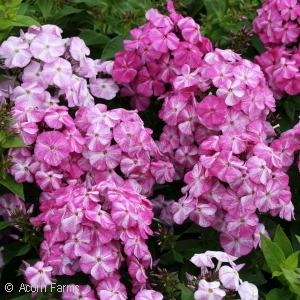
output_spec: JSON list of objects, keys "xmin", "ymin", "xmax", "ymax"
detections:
[
  {"xmin": 96, "ymin": 277, "xmax": 127, "ymax": 300},
  {"xmin": 34, "ymin": 131, "xmax": 70, "ymax": 167},
  {"xmin": 172, "ymin": 42, "xmax": 203, "ymax": 67},
  {"xmin": 90, "ymin": 78, "xmax": 119, "ymax": 100},
  {"xmin": 219, "ymin": 265, "xmax": 240, "ymax": 290},
  {"xmin": 171, "ymin": 194, "xmax": 196, "ymax": 224},
  {"xmin": 189, "ymin": 199, "xmax": 217, "ymax": 227},
  {"xmin": 0, "ymin": 36, "xmax": 31, "ymax": 68},
  {"xmin": 68, "ymin": 37, "xmax": 90, "ymax": 61},
  {"xmin": 134, "ymin": 289, "xmax": 163, "ymax": 300},
  {"xmin": 177, "ymin": 17, "xmax": 201, "ymax": 44},
  {"xmin": 194, "ymin": 280, "xmax": 225, "ymax": 300},
  {"xmin": 23, "ymin": 261, "xmax": 53, "ymax": 289},
  {"xmin": 62, "ymin": 284, "xmax": 96, "ymax": 300},
  {"xmin": 173, "ymin": 64, "xmax": 200, "ymax": 90},
  {"xmin": 190, "ymin": 253, "xmax": 214, "ymax": 268},
  {"xmin": 216, "ymin": 79, "xmax": 245, "ymax": 106},
  {"xmin": 238, "ymin": 281, "xmax": 259, "ymax": 300}
]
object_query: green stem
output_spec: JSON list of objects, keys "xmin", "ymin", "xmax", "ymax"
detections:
[{"xmin": 225, "ymin": 0, "xmax": 229, "ymax": 13}]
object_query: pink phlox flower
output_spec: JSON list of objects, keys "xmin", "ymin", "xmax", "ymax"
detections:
[
  {"xmin": 10, "ymin": 156, "xmax": 34, "ymax": 183},
  {"xmin": 96, "ymin": 277, "xmax": 127, "ymax": 300},
  {"xmin": 220, "ymin": 108, "xmax": 248, "ymax": 135},
  {"xmin": 210, "ymin": 151, "xmax": 245, "ymax": 183},
  {"xmin": 202, "ymin": 178, "xmax": 226, "ymax": 205},
  {"xmin": 171, "ymin": 194, "xmax": 196, "ymax": 224},
  {"xmin": 216, "ymin": 79, "xmax": 245, "ymax": 106},
  {"xmin": 182, "ymin": 163, "xmax": 213, "ymax": 197},
  {"xmin": 30, "ymin": 32, "xmax": 64, "ymax": 63},
  {"xmin": 278, "ymin": 0, "xmax": 300, "ymax": 21},
  {"xmin": 197, "ymin": 95, "xmax": 227, "ymax": 127},
  {"xmin": 68, "ymin": 36, "xmax": 90, "ymax": 61},
  {"xmin": 112, "ymin": 50, "xmax": 142, "ymax": 83},
  {"xmin": 256, "ymin": 179, "xmax": 282, "ymax": 212},
  {"xmin": 145, "ymin": 8, "xmax": 173, "ymax": 27},
  {"xmin": 124, "ymin": 28, "xmax": 149, "ymax": 50},
  {"xmin": 127, "ymin": 256, "xmax": 148, "ymax": 284},
  {"xmin": 79, "ymin": 245, "xmax": 117, "ymax": 281},
  {"xmin": 238, "ymin": 281, "xmax": 259, "ymax": 300},
  {"xmin": 215, "ymin": 48, "xmax": 242, "ymax": 62},
  {"xmin": 233, "ymin": 65, "xmax": 260, "ymax": 88},
  {"xmin": 178, "ymin": 17, "xmax": 201, "ymax": 44},
  {"xmin": 90, "ymin": 77, "xmax": 119, "ymax": 100},
  {"xmin": 172, "ymin": 42, "xmax": 203, "ymax": 67},
  {"xmin": 173, "ymin": 64, "xmax": 200, "ymax": 90},
  {"xmin": 253, "ymin": 143, "xmax": 282, "ymax": 168},
  {"xmin": 44, "ymin": 106, "xmax": 74, "ymax": 129},
  {"xmin": 190, "ymin": 253, "xmax": 214, "ymax": 268},
  {"xmin": 245, "ymin": 156, "xmax": 271, "ymax": 185},
  {"xmin": 35, "ymin": 170, "xmax": 63, "ymax": 192},
  {"xmin": 34, "ymin": 131, "xmax": 70, "ymax": 167},
  {"xmin": 60, "ymin": 153, "xmax": 85, "ymax": 179},
  {"xmin": 13, "ymin": 81, "xmax": 46, "ymax": 106},
  {"xmin": 177, "ymin": 104, "xmax": 200, "ymax": 135},
  {"xmin": 40, "ymin": 24, "xmax": 63, "ymax": 37},
  {"xmin": 220, "ymin": 231, "xmax": 253, "ymax": 257},
  {"xmin": 175, "ymin": 144, "xmax": 199, "ymax": 169},
  {"xmin": 150, "ymin": 159, "xmax": 175, "ymax": 184},
  {"xmin": 135, "ymin": 289, "xmax": 163, "ymax": 300},
  {"xmin": 208, "ymin": 62, "xmax": 233, "ymax": 87},
  {"xmin": 271, "ymin": 137, "xmax": 296, "ymax": 168},
  {"xmin": 276, "ymin": 72, "xmax": 300, "ymax": 95},
  {"xmin": 236, "ymin": 179, "xmax": 259, "ymax": 214},
  {"xmin": 137, "ymin": 62, "xmax": 165, "ymax": 97},
  {"xmin": 0, "ymin": 36, "xmax": 31, "ymax": 68},
  {"xmin": 189, "ymin": 198, "xmax": 217, "ymax": 227},
  {"xmin": 42, "ymin": 57, "xmax": 72, "ymax": 88},
  {"xmin": 225, "ymin": 212, "xmax": 258, "ymax": 238},
  {"xmin": 253, "ymin": 223, "xmax": 270, "ymax": 248},
  {"xmin": 11, "ymin": 121, "xmax": 39, "ymax": 145},
  {"xmin": 63, "ymin": 127, "xmax": 86, "ymax": 153},
  {"xmin": 78, "ymin": 57, "xmax": 98, "ymax": 79},
  {"xmin": 218, "ymin": 134, "xmax": 247, "ymax": 154},
  {"xmin": 85, "ymin": 122, "xmax": 113, "ymax": 151},
  {"xmin": 12, "ymin": 100, "xmax": 44, "ymax": 123},
  {"xmin": 62, "ymin": 284, "xmax": 96, "ymax": 300},
  {"xmin": 23, "ymin": 261, "xmax": 54, "ymax": 288},
  {"xmin": 22, "ymin": 62, "xmax": 47, "ymax": 90},
  {"xmin": 241, "ymin": 88, "xmax": 265, "ymax": 117},
  {"xmin": 194, "ymin": 280, "xmax": 226, "ymax": 300},
  {"xmin": 120, "ymin": 153, "xmax": 150, "ymax": 177},
  {"xmin": 219, "ymin": 265, "xmax": 240, "ymax": 291},
  {"xmin": 63, "ymin": 226, "xmax": 92, "ymax": 259}
]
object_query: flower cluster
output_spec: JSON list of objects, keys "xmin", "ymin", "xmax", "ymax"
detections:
[
  {"xmin": 0, "ymin": 24, "xmax": 177, "ymax": 298},
  {"xmin": 253, "ymin": 0, "xmax": 300, "ymax": 97},
  {"xmin": 188, "ymin": 251, "xmax": 259, "ymax": 300},
  {"xmin": 112, "ymin": 0, "xmax": 295, "ymax": 257}
]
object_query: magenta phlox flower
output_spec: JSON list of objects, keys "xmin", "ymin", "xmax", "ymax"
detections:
[
  {"xmin": 44, "ymin": 106, "xmax": 74, "ymax": 129},
  {"xmin": 148, "ymin": 26, "xmax": 180, "ymax": 53},
  {"xmin": 150, "ymin": 159, "xmax": 175, "ymax": 184},
  {"xmin": 127, "ymin": 256, "xmax": 148, "ymax": 284},
  {"xmin": 177, "ymin": 17, "xmax": 201, "ymax": 44},
  {"xmin": 0, "ymin": 36, "xmax": 31, "ymax": 68},
  {"xmin": 85, "ymin": 122, "xmax": 113, "ymax": 151},
  {"xmin": 112, "ymin": 50, "xmax": 142, "ymax": 83},
  {"xmin": 253, "ymin": 143, "xmax": 282, "ymax": 168},
  {"xmin": 245, "ymin": 156, "xmax": 271, "ymax": 185},
  {"xmin": 34, "ymin": 131, "xmax": 70, "ymax": 166},
  {"xmin": 63, "ymin": 127, "xmax": 86, "ymax": 153},
  {"xmin": 275, "ymin": 21, "xmax": 300, "ymax": 44},
  {"xmin": 124, "ymin": 28, "xmax": 149, "ymax": 50},
  {"xmin": 13, "ymin": 81, "xmax": 46, "ymax": 106},
  {"xmin": 35, "ymin": 170, "xmax": 63, "ymax": 192},
  {"xmin": 157, "ymin": 53, "xmax": 181, "ymax": 83},
  {"xmin": 278, "ymin": 0, "xmax": 300, "ymax": 21},
  {"xmin": 215, "ymin": 48, "xmax": 242, "ymax": 62},
  {"xmin": 145, "ymin": 8, "xmax": 173, "ymax": 27},
  {"xmin": 62, "ymin": 284, "xmax": 96, "ymax": 300},
  {"xmin": 233, "ymin": 65, "xmax": 260, "ymax": 88},
  {"xmin": 216, "ymin": 79, "xmax": 245, "ymax": 106},
  {"xmin": 172, "ymin": 42, "xmax": 203, "ymax": 67},
  {"xmin": 137, "ymin": 62, "xmax": 165, "ymax": 97},
  {"xmin": 11, "ymin": 121, "xmax": 39, "ymax": 145},
  {"xmin": 208, "ymin": 62, "xmax": 233, "ymax": 87}
]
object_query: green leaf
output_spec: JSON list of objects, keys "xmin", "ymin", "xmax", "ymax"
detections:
[
  {"xmin": 15, "ymin": 244, "xmax": 32, "ymax": 256},
  {"xmin": 10, "ymin": 294, "xmax": 33, "ymax": 300},
  {"xmin": 37, "ymin": 0, "xmax": 52, "ymax": 19},
  {"xmin": 283, "ymin": 251, "xmax": 300, "ymax": 270},
  {"xmin": 296, "ymin": 235, "xmax": 300, "ymax": 244},
  {"xmin": 5, "ymin": 0, "xmax": 22, "ymax": 7},
  {"xmin": 101, "ymin": 36, "xmax": 126, "ymax": 60},
  {"xmin": 11, "ymin": 15, "xmax": 40, "ymax": 27},
  {"xmin": 0, "ymin": 174, "xmax": 24, "ymax": 200},
  {"xmin": 1, "ymin": 136, "xmax": 26, "ymax": 148},
  {"xmin": 274, "ymin": 225, "xmax": 294, "ymax": 258},
  {"xmin": 78, "ymin": 29, "xmax": 110, "ymax": 45},
  {"xmin": 293, "ymin": 95, "xmax": 300, "ymax": 110},
  {"xmin": 159, "ymin": 252, "xmax": 175, "ymax": 265},
  {"xmin": 180, "ymin": 284, "xmax": 194, "ymax": 300},
  {"xmin": 189, "ymin": 0, "xmax": 203, "ymax": 17},
  {"xmin": 0, "ymin": 18, "xmax": 14, "ymax": 30},
  {"xmin": 266, "ymin": 288, "xmax": 293, "ymax": 300},
  {"xmin": 173, "ymin": 251, "xmax": 184, "ymax": 263},
  {"xmin": 250, "ymin": 35, "xmax": 265, "ymax": 53},
  {"xmin": 203, "ymin": 0, "xmax": 225, "ymax": 18},
  {"xmin": 48, "ymin": 6, "xmax": 83, "ymax": 19},
  {"xmin": 283, "ymin": 101, "xmax": 295, "ymax": 120},
  {"xmin": 0, "ymin": 221, "xmax": 12, "ymax": 230},
  {"xmin": 70, "ymin": 0, "xmax": 106, "ymax": 6},
  {"xmin": 272, "ymin": 271, "xmax": 283, "ymax": 278},
  {"xmin": 260, "ymin": 233, "xmax": 285, "ymax": 273},
  {"xmin": 281, "ymin": 267, "xmax": 300, "ymax": 294}
]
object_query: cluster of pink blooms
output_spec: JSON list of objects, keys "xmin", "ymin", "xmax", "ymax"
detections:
[
  {"xmin": 0, "ymin": 23, "xmax": 175, "ymax": 298},
  {"xmin": 112, "ymin": 0, "xmax": 297, "ymax": 257},
  {"xmin": 189, "ymin": 251, "xmax": 259, "ymax": 300},
  {"xmin": 253, "ymin": 0, "xmax": 300, "ymax": 97}
]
